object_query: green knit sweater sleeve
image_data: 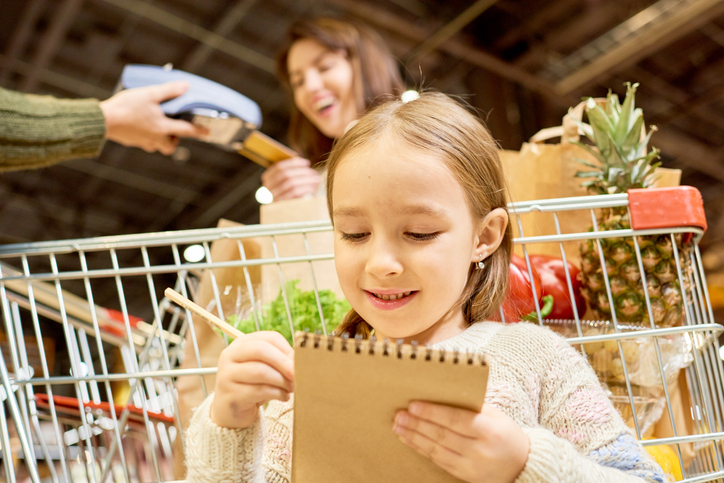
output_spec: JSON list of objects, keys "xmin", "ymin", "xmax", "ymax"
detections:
[{"xmin": 0, "ymin": 86, "xmax": 107, "ymax": 171}]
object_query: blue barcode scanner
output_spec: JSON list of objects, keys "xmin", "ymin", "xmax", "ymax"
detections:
[{"xmin": 119, "ymin": 64, "xmax": 262, "ymax": 147}]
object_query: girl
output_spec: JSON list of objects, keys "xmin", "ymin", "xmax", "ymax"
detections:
[
  {"xmin": 185, "ymin": 92, "xmax": 666, "ymax": 483},
  {"xmin": 261, "ymin": 16, "xmax": 404, "ymax": 201}
]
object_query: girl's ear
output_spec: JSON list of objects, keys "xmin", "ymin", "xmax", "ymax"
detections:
[{"xmin": 471, "ymin": 208, "xmax": 509, "ymax": 263}]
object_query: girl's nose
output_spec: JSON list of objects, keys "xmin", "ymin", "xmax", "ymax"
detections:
[{"xmin": 365, "ymin": 240, "xmax": 404, "ymax": 279}]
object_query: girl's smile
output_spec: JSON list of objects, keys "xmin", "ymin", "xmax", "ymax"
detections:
[{"xmin": 365, "ymin": 290, "xmax": 418, "ymax": 310}]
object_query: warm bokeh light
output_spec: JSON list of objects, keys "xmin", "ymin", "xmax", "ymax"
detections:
[
  {"xmin": 183, "ymin": 244, "xmax": 206, "ymax": 262},
  {"xmin": 255, "ymin": 186, "xmax": 274, "ymax": 204}
]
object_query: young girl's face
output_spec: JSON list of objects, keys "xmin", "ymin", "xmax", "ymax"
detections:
[{"xmin": 332, "ymin": 140, "xmax": 485, "ymax": 344}]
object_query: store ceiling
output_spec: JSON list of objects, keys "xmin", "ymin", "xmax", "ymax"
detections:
[{"xmin": 1, "ymin": 0, "xmax": 723, "ymax": 264}]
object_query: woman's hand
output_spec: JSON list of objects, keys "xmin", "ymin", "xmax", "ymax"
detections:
[
  {"xmin": 393, "ymin": 402, "xmax": 529, "ymax": 483},
  {"xmin": 261, "ymin": 157, "xmax": 321, "ymax": 201},
  {"xmin": 211, "ymin": 331, "xmax": 294, "ymax": 430}
]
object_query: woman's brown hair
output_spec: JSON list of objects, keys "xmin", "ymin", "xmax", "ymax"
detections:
[
  {"xmin": 326, "ymin": 92, "xmax": 513, "ymax": 338},
  {"xmin": 277, "ymin": 17, "xmax": 404, "ymax": 164}
]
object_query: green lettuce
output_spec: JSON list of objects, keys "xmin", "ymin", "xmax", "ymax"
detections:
[{"xmin": 226, "ymin": 280, "xmax": 351, "ymax": 344}]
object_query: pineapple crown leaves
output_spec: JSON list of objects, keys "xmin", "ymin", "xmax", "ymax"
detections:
[{"xmin": 571, "ymin": 82, "xmax": 662, "ymax": 195}]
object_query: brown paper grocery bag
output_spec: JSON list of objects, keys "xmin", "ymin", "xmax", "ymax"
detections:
[
  {"xmin": 259, "ymin": 196, "xmax": 341, "ymax": 305},
  {"xmin": 501, "ymin": 102, "xmax": 680, "ymax": 265},
  {"xmin": 174, "ymin": 219, "xmax": 260, "ymax": 478}
]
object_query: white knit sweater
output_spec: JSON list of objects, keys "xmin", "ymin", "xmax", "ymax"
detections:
[{"xmin": 184, "ymin": 322, "xmax": 666, "ymax": 483}]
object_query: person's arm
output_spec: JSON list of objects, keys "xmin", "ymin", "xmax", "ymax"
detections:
[
  {"xmin": 0, "ymin": 82, "xmax": 207, "ymax": 171},
  {"xmin": 0, "ymin": 86, "xmax": 106, "ymax": 171},
  {"xmin": 185, "ymin": 393, "xmax": 265, "ymax": 483},
  {"xmin": 185, "ymin": 331, "xmax": 294, "ymax": 481},
  {"xmin": 511, "ymin": 324, "xmax": 666, "ymax": 483},
  {"xmin": 517, "ymin": 429, "xmax": 665, "ymax": 483},
  {"xmin": 184, "ymin": 394, "xmax": 293, "ymax": 483}
]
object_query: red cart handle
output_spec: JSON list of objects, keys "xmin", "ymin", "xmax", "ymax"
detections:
[{"xmin": 628, "ymin": 186, "xmax": 707, "ymax": 233}]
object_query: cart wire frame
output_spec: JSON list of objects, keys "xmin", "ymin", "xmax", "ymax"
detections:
[{"xmin": 0, "ymin": 192, "xmax": 721, "ymax": 482}]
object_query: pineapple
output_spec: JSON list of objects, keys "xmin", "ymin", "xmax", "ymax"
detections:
[{"xmin": 575, "ymin": 83, "xmax": 690, "ymax": 327}]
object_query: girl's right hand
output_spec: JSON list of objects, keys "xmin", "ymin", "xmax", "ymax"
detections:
[
  {"xmin": 210, "ymin": 331, "xmax": 294, "ymax": 429},
  {"xmin": 261, "ymin": 157, "xmax": 321, "ymax": 201}
]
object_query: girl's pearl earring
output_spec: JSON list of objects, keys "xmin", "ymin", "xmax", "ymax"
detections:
[{"xmin": 477, "ymin": 255, "xmax": 485, "ymax": 270}]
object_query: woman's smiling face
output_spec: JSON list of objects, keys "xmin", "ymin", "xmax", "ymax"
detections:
[
  {"xmin": 331, "ymin": 138, "xmax": 482, "ymax": 345},
  {"xmin": 287, "ymin": 38, "xmax": 358, "ymax": 139}
]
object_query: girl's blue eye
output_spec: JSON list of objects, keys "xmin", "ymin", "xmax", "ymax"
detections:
[
  {"xmin": 407, "ymin": 232, "xmax": 440, "ymax": 241},
  {"xmin": 340, "ymin": 232, "xmax": 368, "ymax": 241}
]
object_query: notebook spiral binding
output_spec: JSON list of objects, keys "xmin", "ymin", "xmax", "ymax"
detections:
[{"xmin": 296, "ymin": 331, "xmax": 486, "ymax": 366}]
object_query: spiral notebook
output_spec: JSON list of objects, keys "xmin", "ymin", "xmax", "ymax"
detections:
[{"xmin": 291, "ymin": 332, "xmax": 489, "ymax": 483}]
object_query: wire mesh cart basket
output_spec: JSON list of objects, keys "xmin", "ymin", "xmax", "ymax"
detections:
[{"xmin": 0, "ymin": 187, "xmax": 722, "ymax": 482}]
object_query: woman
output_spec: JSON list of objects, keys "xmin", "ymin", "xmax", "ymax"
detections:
[{"xmin": 261, "ymin": 16, "xmax": 404, "ymax": 201}]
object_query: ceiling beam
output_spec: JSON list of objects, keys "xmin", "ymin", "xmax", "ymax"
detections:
[
  {"xmin": 19, "ymin": 0, "xmax": 84, "ymax": 92},
  {"xmin": 552, "ymin": 0, "xmax": 724, "ymax": 95},
  {"xmin": 182, "ymin": 0, "xmax": 259, "ymax": 73},
  {"xmin": 84, "ymin": 8, "xmax": 144, "ymax": 86},
  {"xmin": 652, "ymin": 125, "xmax": 724, "ymax": 183},
  {"xmin": 63, "ymin": 158, "xmax": 198, "ymax": 202},
  {"xmin": 0, "ymin": 187, "xmax": 122, "ymax": 236},
  {"xmin": 405, "ymin": 0, "xmax": 498, "ymax": 62},
  {"xmin": 327, "ymin": 0, "xmax": 555, "ymax": 97},
  {"xmin": 0, "ymin": 54, "xmax": 110, "ymax": 98},
  {"xmin": 0, "ymin": 0, "xmax": 48, "ymax": 85},
  {"xmin": 493, "ymin": 0, "xmax": 580, "ymax": 52},
  {"xmin": 623, "ymin": 66, "xmax": 724, "ymax": 133},
  {"xmin": 100, "ymin": 0, "xmax": 275, "ymax": 74},
  {"xmin": 650, "ymin": 83, "xmax": 724, "ymax": 129},
  {"xmin": 188, "ymin": 165, "xmax": 263, "ymax": 228},
  {"xmin": 701, "ymin": 22, "xmax": 724, "ymax": 46},
  {"xmin": 513, "ymin": 2, "xmax": 627, "ymax": 71}
]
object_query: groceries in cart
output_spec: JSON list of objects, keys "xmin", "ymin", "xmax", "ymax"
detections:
[
  {"xmin": 222, "ymin": 279, "xmax": 350, "ymax": 344},
  {"xmin": 491, "ymin": 253, "xmax": 585, "ymax": 322}
]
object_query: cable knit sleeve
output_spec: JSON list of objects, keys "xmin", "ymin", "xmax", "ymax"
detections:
[
  {"xmin": 184, "ymin": 393, "xmax": 266, "ymax": 483},
  {"xmin": 0, "ymin": 87, "xmax": 106, "ymax": 170},
  {"xmin": 184, "ymin": 393, "xmax": 294, "ymax": 483},
  {"xmin": 500, "ymin": 324, "xmax": 667, "ymax": 483},
  {"xmin": 518, "ymin": 429, "xmax": 665, "ymax": 482}
]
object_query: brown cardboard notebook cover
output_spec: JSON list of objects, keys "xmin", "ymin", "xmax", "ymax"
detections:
[{"xmin": 291, "ymin": 333, "xmax": 488, "ymax": 482}]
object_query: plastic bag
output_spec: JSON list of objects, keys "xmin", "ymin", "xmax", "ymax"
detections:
[{"xmin": 544, "ymin": 319, "xmax": 693, "ymax": 387}]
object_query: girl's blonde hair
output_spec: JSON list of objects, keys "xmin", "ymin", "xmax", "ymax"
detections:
[
  {"xmin": 277, "ymin": 17, "xmax": 404, "ymax": 164},
  {"xmin": 326, "ymin": 92, "xmax": 513, "ymax": 338}
]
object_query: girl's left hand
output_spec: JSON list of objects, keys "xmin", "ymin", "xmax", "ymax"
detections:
[{"xmin": 393, "ymin": 402, "xmax": 529, "ymax": 483}]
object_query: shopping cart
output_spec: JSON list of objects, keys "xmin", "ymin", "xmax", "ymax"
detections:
[{"xmin": 0, "ymin": 188, "xmax": 721, "ymax": 482}]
